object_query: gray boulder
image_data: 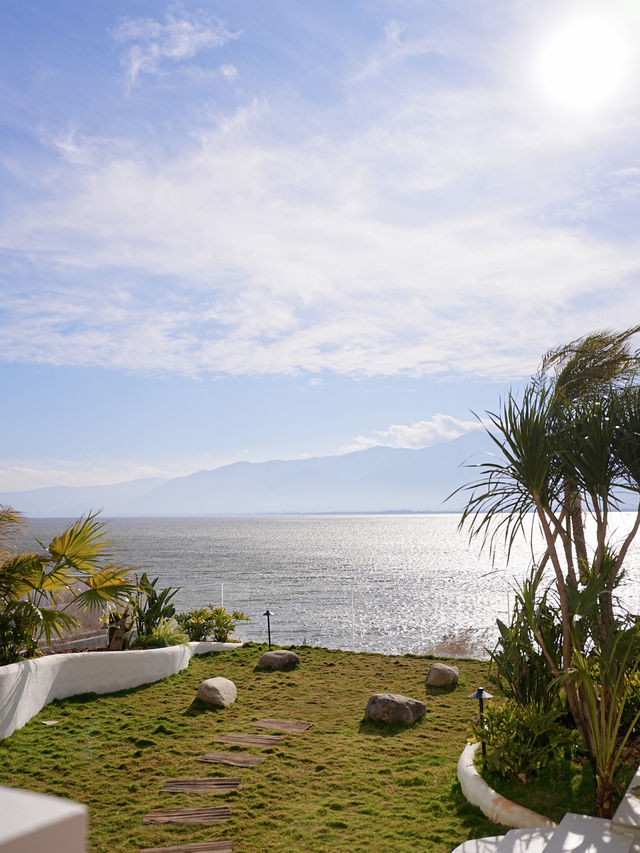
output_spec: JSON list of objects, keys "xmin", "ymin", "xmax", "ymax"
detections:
[
  {"xmin": 257, "ymin": 649, "xmax": 300, "ymax": 670},
  {"xmin": 364, "ymin": 693, "xmax": 426, "ymax": 725},
  {"xmin": 425, "ymin": 662, "xmax": 459, "ymax": 687},
  {"xmin": 197, "ymin": 676, "xmax": 237, "ymax": 707}
]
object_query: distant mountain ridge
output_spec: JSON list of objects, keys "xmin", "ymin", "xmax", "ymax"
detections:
[{"xmin": 0, "ymin": 432, "xmax": 490, "ymax": 517}]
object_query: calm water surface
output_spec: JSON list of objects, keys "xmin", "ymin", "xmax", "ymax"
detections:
[{"xmin": 24, "ymin": 514, "xmax": 640, "ymax": 658}]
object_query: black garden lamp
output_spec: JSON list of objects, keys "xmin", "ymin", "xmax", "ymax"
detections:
[
  {"xmin": 263, "ymin": 610, "xmax": 272, "ymax": 650},
  {"xmin": 468, "ymin": 687, "xmax": 493, "ymax": 768}
]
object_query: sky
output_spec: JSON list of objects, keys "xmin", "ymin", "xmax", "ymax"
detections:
[{"xmin": 2, "ymin": 0, "xmax": 640, "ymax": 491}]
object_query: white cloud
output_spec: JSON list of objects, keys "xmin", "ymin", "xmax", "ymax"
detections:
[
  {"xmin": 220, "ymin": 64, "xmax": 238, "ymax": 80},
  {"xmin": 0, "ymin": 460, "xmax": 175, "ymax": 491},
  {"xmin": 350, "ymin": 19, "xmax": 446, "ymax": 83},
  {"xmin": 342, "ymin": 415, "xmax": 482, "ymax": 452},
  {"xmin": 112, "ymin": 7, "xmax": 240, "ymax": 88},
  {"xmin": 2, "ymin": 36, "xmax": 640, "ymax": 382}
]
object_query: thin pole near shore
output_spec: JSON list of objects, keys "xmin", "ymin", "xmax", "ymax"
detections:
[
  {"xmin": 221, "ymin": 583, "xmax": 224, "ymax": 609},
  {"xmin": 351, "ymin": 589, "xmax": 355, "ymax": 652}
]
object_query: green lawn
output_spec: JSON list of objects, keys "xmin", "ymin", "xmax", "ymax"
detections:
[{"xmin": 0, "ymin": 644, "xmax": 510, "ymax": 853}]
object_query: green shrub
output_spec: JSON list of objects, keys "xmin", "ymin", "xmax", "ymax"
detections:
[
  {"xmin": 175, "ymin": 607, "xmax": 215, "ymax": 641},
  {"xmin": 176, "ymin": 605, "xmax": 248, "ymax": 642},
  {"xmin": 471, "ymin": 699, "xmax": 581, "ymax": 780},
  {"xmin": 131, "ymin": 619, "xmax": 188, "ymax": 648}
]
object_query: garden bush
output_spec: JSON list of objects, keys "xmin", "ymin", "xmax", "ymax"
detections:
[
  {"xmin": 176, "ymin": 605, "xmax": 248, "ymax": 642},
  {"xmin": 472, "ymin": 699, "xmax": 581, "ymax": 780}
]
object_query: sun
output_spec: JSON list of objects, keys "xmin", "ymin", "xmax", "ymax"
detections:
[{"xmin": 534, "ymin": 14, "xmax": 630, "ymax": 112}]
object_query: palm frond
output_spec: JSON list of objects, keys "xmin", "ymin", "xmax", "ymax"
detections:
[{"xmin": 48, "ymin": 511, "xmax": 112, "ymax": 572}]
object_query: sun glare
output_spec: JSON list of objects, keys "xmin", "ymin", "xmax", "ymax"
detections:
[{"xmin": 535, "ymin": 15, "xmax": 630, "ymax": 112}]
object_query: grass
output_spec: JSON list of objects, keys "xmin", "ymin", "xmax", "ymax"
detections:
[
  {"xmin": 0, "ymin": 643, "xmax": 510, "ymax": 853},
  {"xmin": 479, "ymin": 758, "xmax": 597, "ymax": 824}
]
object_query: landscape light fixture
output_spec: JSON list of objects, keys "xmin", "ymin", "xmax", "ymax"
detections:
[
  {"xmin": 263, "ymin": 610, "xmax": 272, "ymax": 650},
  {"xmin": 468, "ymin": 686, "xmax": 493, "ymax": 769}
]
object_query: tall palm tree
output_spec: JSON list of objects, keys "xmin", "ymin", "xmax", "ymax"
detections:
[{"xmin": 457, "ymin": 329, "xmax": 640, "ymax": 815}]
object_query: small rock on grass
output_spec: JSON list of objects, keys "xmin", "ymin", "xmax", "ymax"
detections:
[
  {"xmin": 197, "ymin": 676, "xmax": 237, "ymax": 707},
  {"xmin": 425, "ymin": 662, "xmax": 459, "ymax": 687},
  {"xmin": 257, "ymin": 650, "xmax": 300, "ymax": 670},
  {"xmin": 365, "ymin": 693, "xmax": 426, "ymax": 725}
]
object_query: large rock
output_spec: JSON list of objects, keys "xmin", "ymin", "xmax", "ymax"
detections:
[
  {"xmin": 197, "ymin": 676, "xmax": 237, "ymax": 707},
  {"xmin": 257, "ymin": 650, "xmax": 300, "ymax": 670},
  {"xmin": 364, "ymin": 693, "xmax": 426, "ymax": 725},
  {"xmin": 425, "ymin": 663, "xmax": 459, "ymax": 687}
]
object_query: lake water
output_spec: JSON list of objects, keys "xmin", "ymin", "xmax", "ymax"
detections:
[{"xmin": 23, "ymin": 513, "xmax": 640, "ymax": 659}]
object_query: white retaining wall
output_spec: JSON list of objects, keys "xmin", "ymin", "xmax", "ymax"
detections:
[
  {"xmin": 0, "ymin": 641, "xmax": 241, "ymax": 741},
  {"xmin": 458, "ymin": 742, "xmax": 557, "ymax": 830}
]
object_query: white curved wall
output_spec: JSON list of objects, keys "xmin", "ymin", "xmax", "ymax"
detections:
[
  {"xmin": 0, "ymin": 641, "xmax": 240, "ymax": 741},
  {"xmin": 457, "ymin": 742, "xmax": 556, "ymax": 830}
]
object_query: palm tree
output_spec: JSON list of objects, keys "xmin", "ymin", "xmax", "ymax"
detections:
[
  {"xmin": 0, "ymin": 508, "xmax": 137, "ymax": 664},
  {"xmin": 457, "ymin": 329, "xmax": 640, "ymax": 816}
]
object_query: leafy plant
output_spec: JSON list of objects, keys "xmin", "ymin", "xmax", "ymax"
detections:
[
  {"xmin": 175, "ymin": 607, "xmax": 216, "ymax": 641},
  {"xmin": 0, "ymin": 507, "xmax": 136, "ymax": 665},
  {"xmin": 176, "ymin": 605, "xmax": 248, "ymax": 642},
  {"xmin": 130, "ymin": 572, "xmax": 179, "ymax": 638},
  {"xmin": 471, "ymin": 699, "xmax": 581, "ymax": 780},
  {"xmin": 568, "ymin": 625, "xmax": 640, "ymax": 818},
  {"xmin": 489, "ymin": 570, "xmax": 563, "ymax": 713},
  {"xmin": 131, "ymin": 618, "xmax": 188, "ymax": 648}
]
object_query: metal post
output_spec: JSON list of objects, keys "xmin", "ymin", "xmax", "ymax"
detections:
[
  {"xmin": 263, "ymin": 610, "xmax": 272, "ymax": 650},
  {"xmin": 478, "ymin": 687, "xmax": 486, "ymax": 766},
  {"xmin": 468, "ymin": 687, "xmax": 492, "ymax": 771}
]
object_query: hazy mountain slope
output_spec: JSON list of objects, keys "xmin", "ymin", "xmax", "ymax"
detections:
[
  {"xmin": 0, "ymin": 432, "xmax": 490, "ymax": 516},
  {"xmin": 0, "ymin": 477, "xmax": 167, "ymax": 518}
]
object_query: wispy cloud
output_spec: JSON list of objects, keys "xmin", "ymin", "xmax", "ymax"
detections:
[
  {"xmin": 112, "ymin": 6, "xmax": 240, "ymax": 88},
  {"xmin": 350, "ymin": 18, "xmax": 446, "ymax": 83},
  {"xmin": 342, "ymin": 415, "xmax": 481, "ymax": 452},
  {"xmin": 0, "ymin": 459, "xmax": 176, "ymax": 491}
]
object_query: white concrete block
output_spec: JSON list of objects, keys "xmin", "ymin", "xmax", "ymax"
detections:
[
  {"xmin": 0, "ymin": 786, "xmax": 86, "ymax": 853},
  {"xmin": 543, "ymin": 813, "xmax": 633, "ymax": 853},
  {"xmin": 498, "ymin": 827, "xmax": 556, "ymax": 852},
  {"xmin": 451, "ymin": 836, "xmax": 505, "ymax": 853},
  {"xmin": 614, "ymin": 767, "xmax": 640, "ymax": 838}
]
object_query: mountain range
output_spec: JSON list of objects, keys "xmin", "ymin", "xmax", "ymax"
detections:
[{"xmin": 0, "ymin": 431, "xmax": 492, "ymax": 517}]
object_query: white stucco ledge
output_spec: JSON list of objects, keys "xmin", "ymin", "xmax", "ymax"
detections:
[
  {"xmin": 457, "ymin": 742, "xmax": 557, "ymax": 830},
  {"xmin": 0, "ymin": 640, "xmax": 242, "ymax": 741},
  {"xmin": 0, "ymin": 785, "xmax": 86, "ymax": 853}
]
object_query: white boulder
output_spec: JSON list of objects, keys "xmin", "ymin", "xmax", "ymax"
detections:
[
  {"xmin": 425, "ymin": 662, "xmax": 459, "ymax": 687},
  {"xmin": 197, "ymin": 676, "xmax": 237, "ymax": 707}
]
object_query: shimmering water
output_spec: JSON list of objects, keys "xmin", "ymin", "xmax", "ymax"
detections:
[{"xmin": 24, "ymin": 513, "xmax": 640, "ymax": 658}]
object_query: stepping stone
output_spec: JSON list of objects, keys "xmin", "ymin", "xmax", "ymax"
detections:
[
  {"xmin": 195, "ymin": 751, "xmax": 267, "ymax": 768},
  {"xmin": 214, "ymin": 733, "xmax": 284, "ymax": 747},
  {"xmin": 160, "ymin": 777, "xmax": 241, "ymax": 793},
  {"xmin": 141, "ymin": 842, "xmax": 233, "ymax": 853},
  {"xmin": 251, "ymin": 718, "xmax": 312, "ymax": 734},
  {"xmin": 142, "ymin": 806, "xmax": 231, "ymax": 826}
]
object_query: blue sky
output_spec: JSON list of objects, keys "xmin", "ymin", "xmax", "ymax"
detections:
[{"xmin": 2, "ymin": 0, "xmax": 640, "ymax": 490}]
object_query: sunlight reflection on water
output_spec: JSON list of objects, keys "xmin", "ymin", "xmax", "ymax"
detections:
[{"xmin": 25, "ymin": 513, "xmax": 640, "ymax": 659}]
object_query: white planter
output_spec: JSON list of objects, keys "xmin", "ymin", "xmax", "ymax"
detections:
[
  {"xmin": 457, "ymin": 742, "xmax": 557, "ymax": 829},
  {"xmin": 0, "ymin": 641, "xmax": 241, "ymax": 740}
]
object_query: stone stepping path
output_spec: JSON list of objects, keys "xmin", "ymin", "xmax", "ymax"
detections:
[
  {"xmin": 214, "ymin": 733, "xmax": 284, "ymax": 747},
  {"xmin": 251, "ymin": 718, "xmax": 312, "ymax": 734},
  {"xmin": 141, "ymin": 842, "xmax": 233, "ymax": 853},
  {"xmin": 195, "ymin": 751, "xmax": 267, "ymax": 768},
  {"xmin": 160, "ymin": 778, "xmax": 241, "ymax": 794},
  {"xmin": 142, "ymin": 806, "xmax": 231, "ymax": 826}
]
